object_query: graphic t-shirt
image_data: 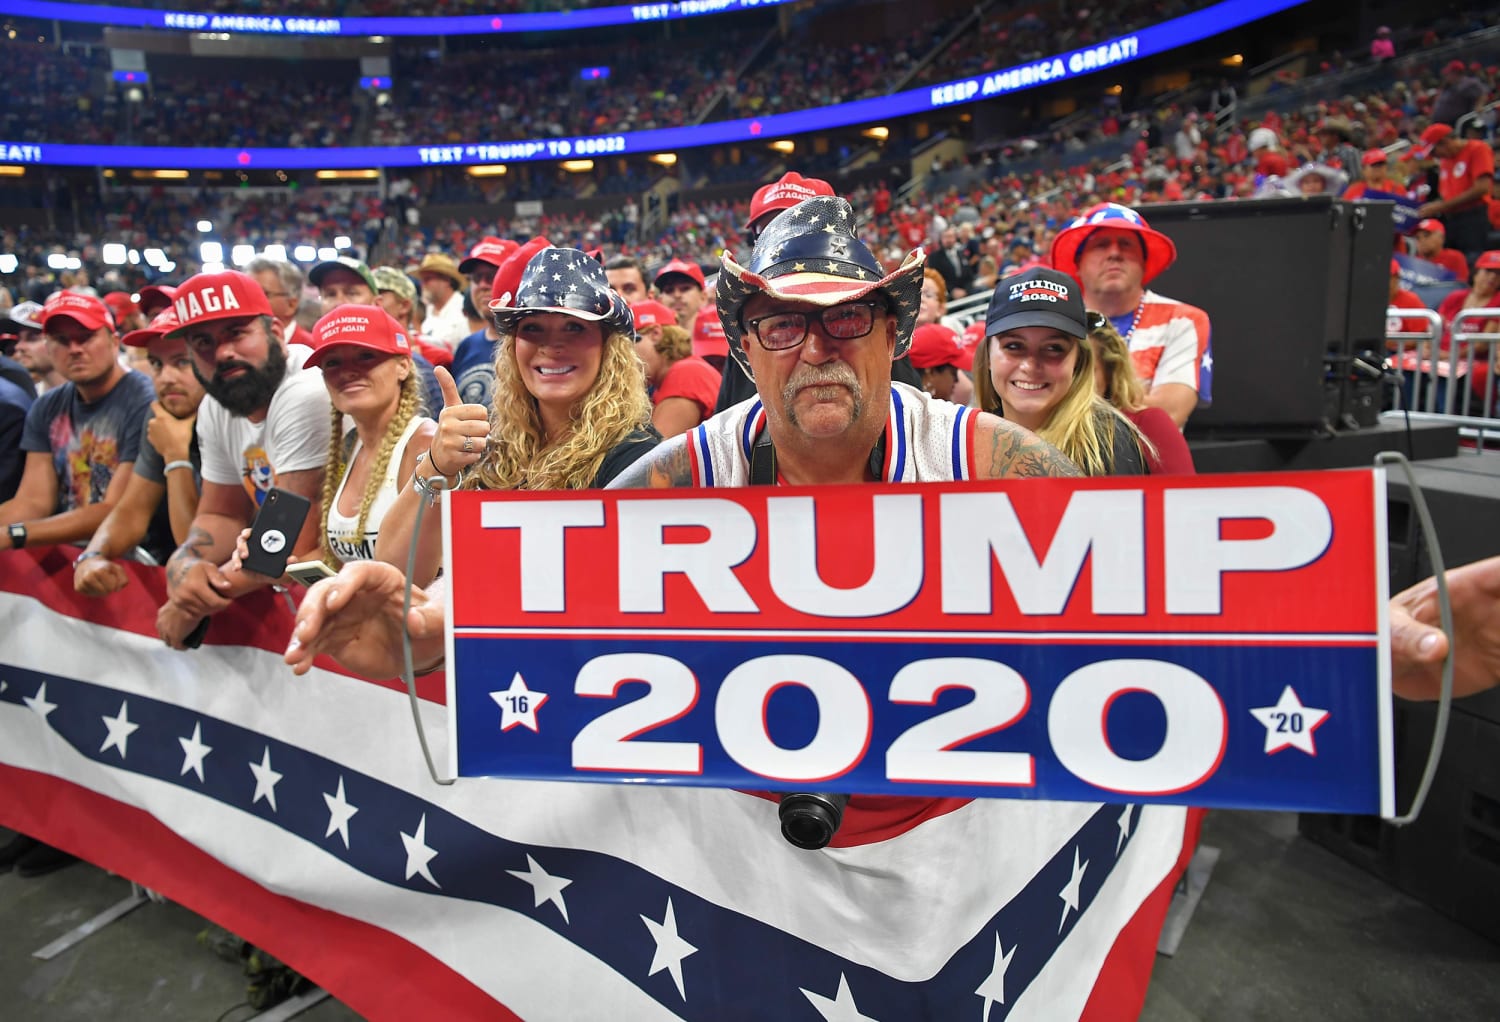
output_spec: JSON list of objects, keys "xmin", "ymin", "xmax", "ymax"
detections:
[{"xmin": 20, "ymin": 371, "xmax": 154, "ymax": 513}]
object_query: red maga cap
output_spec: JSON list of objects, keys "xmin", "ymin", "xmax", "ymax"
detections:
[
  {"xmin": 306, "ymin": 305, "xmax": 413, "ymax": 367},
  {"xmin": 654, "ymin": 258, "xmax": 706, "ymax": 290},
  {"xmin": 459, "ymin": 236, "xmax": 519, "ymax": 277},
  {"xmin": 40, "ymin": 291, "xmax": 114, "ymax": 333},
  {"xmin": 167, "ymin": 271, "xmax": 274, "ymax": 337},
  {"xmin": 745, "ymin": 172, "xmax": 835, "ymax": 230},
  {"xmin": 122, "ymin": 307, "xmax": 183, "ymax": 350},
  {"xmin": 692, "ymin": 305, "xmax": 727, "ymax": 359},
  {"xmin": 630, "ymin": 300, "xmax": 676, "ymax": 331}
]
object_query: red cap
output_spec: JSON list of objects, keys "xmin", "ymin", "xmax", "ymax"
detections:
[
  {"xmin": 1476, "ymin": 251, "xmax": 1500, "ymax": 271},
  {"xmin": 655, "ymin": 258, "xmax": 706, "ymax": 290},
  {"xmin": 306, "ymin": 306, "xmax": 413, "ymax": 367},
  {"xmin": 167, "ymin": 271, "xmax": 274, "ymax": 337},
  {"xmin": 458, "ymin": 236, "xmax": 519, "ymax": 277},
  {"xmin": 122, "ymin": 307, "xmax": 182, "ymax": 350},
  {"xmin": 1361, "ymin": 149, "xmax": 1388, "ymax": 166},
  {"xmin": 1444, "ymin": 59, "xmax": 1466, "ymax": 75},
  {"xmin": 136, "ymin": 284, "xmax": 177, "ymax": 317},
  {"xmin": 745, "ymin": 172, "xmax": 836, "ymax": 230},
  {"xmin": 40, "ymin": 291, "xmax": 114, "ymax": 333},
  {"xmin": 691, "ymin": 305, "xmax": 727, "ymax": 359},
  {"xmin": 1415, "ymin": 218, "xmax": 1445, "ymax": 235},
  {"xmin": 489, "ymin": 236, "xmax": 552, "ymax": 309},
  {"xmin": 630, "ymin": 300, "xmax": 676, "ymax": 331},
  {"xmin": 103, "ymin": 291, "xmax": 136, "ymax": 321},
  {"xmin": 908, "ymin": 323, "xmax": 966, "ymax": 370},
  {"xmin": 1415, "ymin": 123, "xmax": 1453, "ymax": 158}
]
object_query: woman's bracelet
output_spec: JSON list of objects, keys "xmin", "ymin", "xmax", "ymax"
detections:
[{"xmin": 164, "ymin": 460, "xmax": 194, "ymax": 474}]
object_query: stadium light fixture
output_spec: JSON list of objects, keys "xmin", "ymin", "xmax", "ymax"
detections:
[
  {"xmin": 127, "ymin": 249, "xmax": 141, "ymax": 265},
  {"xmin": 231, "ymin": 244, "xmax": 255, "ymax": 267},
  {"xmin": 467, "ymin": 165, "xmax": 508, "ymax": 177},
  {"xmin": 315, "ymin": 170, "xmax": 379, "ymax": 180},
  {"xmin": 202, "ymin": 262, "xmax": 225, "ymax": 275},
  {"xmin": 200, "ymin": 242, "xmax": 224, "ymax": 264},
  {"xmin": 160, "ymin": 262, "xmax": 177, "ymax": 274},
  {"xmin": 560, "ymin": 160, "xmax": 595, "ymax": 173},
  {"xmin": 66, "ymin": 257, "xmax": 81, "ymax": 270},
  {"xmin": 132, "ymin": 170, "xmax": 189, "ymax": 180},
  {"xmin": 102, "ymin": 244, "xmax": 127, "ymax": 265},
  {"xmin": 1222, "ymin": 54, "xmax": 1244, "ymax": 66},
  {"xmin": 334, "ymin": 236, "xmax": 352, "ymax": 250},
  {"xmin": 861, "ymin": 127, "xmax": 890, "ymax": 141},
  {"xmin": 293, "ymin": 245, "xmax": 317, "ymax": 263},
  {"xmin": 263, "ymin": 244, "xmax": 288, "ymax": 262},
  {"xmin": 197, "ymin": 220, "xmax": 213, "ymax": 233},
  {"xmin": 144, "ymin": 248, "xmax": 167, "ymax": 266},
  {"xmin": 649, "ymin": 153, "xmax": 678, "ymax": 166},
  {"xmin": 0, "ymin": 255, "xmax": 18, "ymax": 274},
  {"xmin": 0, "ymin": 166, "xmax": 25, "ymax": 177},
  {"xmin": 47, "ymin": 253, "xmax": 69, "ymax": 270},
  {"xmin": 317, "ymin": 247, "xmax": 339, "ymax": 261},
  {"xmin": 770, "ymin": 140, "xmax": 795, "ymax": 154}
]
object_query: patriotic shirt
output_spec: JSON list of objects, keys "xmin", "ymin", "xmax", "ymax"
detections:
[
  {"xmin": 1110, "ymin": 290, "xmax": 1213, "ymax": 404},
  {"xmin": 19, "ymin": 370, "xmax": 154, "ymax": 513}
]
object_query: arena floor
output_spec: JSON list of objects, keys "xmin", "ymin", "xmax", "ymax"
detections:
[{"xmin": 3, "ymin": 810, "xmax": 1497, "ymax": 1021}]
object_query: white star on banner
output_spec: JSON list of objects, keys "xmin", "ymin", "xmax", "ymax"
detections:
[
  {"xmin": 178, "ymin": 722, "xmax": 212, "ymax": 782},
  {"xmin": 401, "ymin": 813, "xmax": 440, "ymax": 888},
  {"xmin": 490, "ymin": 673, "xmax": 548, "ymax": 733},
  {"xmin": 641, "ymin": 897, "xmax": 697, "ymax": 1001},
  {"xmin": 1202, "ymin": 351, "xmax": 1214, "ymax": 373},
  {"xmin": 249, "ymin": 745, "xmax": 283, "ymax": 812},
  {"xmin": 0, "ymin": 679, "xmax": 7, "ymax": 694},
  {"xmin": 1250, "ymin": 686, "xmax": 1330, "ymax": 756},
  {"xmin": 800, "ymin": 973, "xmax": 880, "ymax": 1022},
  {"xmin": 975, "ymin": 933, "xmax": 1017, "ymax": 1021},
  {"xmin": 324, "ymin": 776, "xmax": 360, "ymax": 849},
  {"xmin": 1116, "ymin": 804, "xmax": 1135, "ymax": 855},
  {"xmin": 24, "ymin": 682, "xmax": 57, "ymax": 722},
  {"xmin": 100, "ymin": 699, "xmax": 139, "ymax": 759},
  {"xmin": 507, "ymin": 854, "xmax": 572, "ymax": 923},
  {"xmin": 552, "ymin": 272, "xmax": 563, "ymax": 281},
  {"xmin": 1058, "ymin": 846, "xmax": 1089, "ymax": 933}
]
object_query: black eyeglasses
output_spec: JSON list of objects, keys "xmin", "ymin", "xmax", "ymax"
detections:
[{"xmin": 744, "ymin": 301, "xmax": 884, "ymax": 351}]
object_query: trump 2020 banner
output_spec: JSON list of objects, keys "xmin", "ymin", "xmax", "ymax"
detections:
[{"xmin": 444, "ymin": 469, "xmax": 1394, "ymax": 817}]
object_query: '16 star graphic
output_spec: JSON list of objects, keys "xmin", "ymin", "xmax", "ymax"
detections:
[
  {"xmin": 1249, "ymin": 686, "xmax": 1330, "ymax": 756},
  {"xmin": 491, "ymin": 673, "xmax": 548, "ymax": 733}
]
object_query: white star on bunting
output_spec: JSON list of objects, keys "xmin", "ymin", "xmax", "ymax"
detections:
[
  {"xmin": 1116, "ymin": 804, "xmax": 1134, "ymax": 855},
  {"xmin": 249, "ymin": 745, "xmax": 283, "ymax": 812},
  {"xmin": 507, "ymin": 854, "xmax": 572, "ymax": 923},
  {"xmin": 24, "ymin": 682, "xmax": 57, "ymax": 722},
  {"xmin": 1250, "ymin": 686, "xmax": 1330, "ymax": 755},
  {"xmin": 324, "ymin": 776, "xmax": 359, "ymax": 849},
  {"xmin": 400, "ymin": 813, "xmax": 440, "ymax": 888},
  {"xmin": 800, "ymin": 973, "xmax": 880, "ymax": 1022},
  {"xmin": 975, "ymin": 933, "xmax": 1017, "ymax": 1021},
  {"xmin": 100, "ymin": 699, "xmax": 140, "ymax": 759},
  {"xmin": 179, "ymin": 722, "xmax": 212, "ymax": 782},
  {"xmin": 490, "ymin": 672, "xmax": 548, "ymax": 733},
  {"xmin": 1058, "ymin": 846, "xmax": 1089, "ymax": 933},
  {"xmin": 641, "ymin": 897, "xmax": 697, "ymax": 1001}
]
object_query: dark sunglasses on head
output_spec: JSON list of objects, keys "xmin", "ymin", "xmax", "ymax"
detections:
[{"xmin": 1085, "ymin": 310, "xmax": 1109, "ymax": 332}]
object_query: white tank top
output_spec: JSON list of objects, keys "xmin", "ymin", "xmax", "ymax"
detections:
[{"xmin": 325, "ymin": 415, "xmax": 423, "ymax": 563}]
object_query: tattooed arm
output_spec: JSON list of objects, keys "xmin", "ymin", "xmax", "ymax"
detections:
[
  {"xmin": 162, "ymin": 481, "xmax": 254, "ymax": 614},
  {"xmin": 971, "ymin": 412, "xmax": 1082, "ymax": 479},
  {"xmin": 605, "ymin": 433, "xmax": 696, "ymax": 490}
]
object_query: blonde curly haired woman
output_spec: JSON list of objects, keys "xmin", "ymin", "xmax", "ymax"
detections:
[
  {"xmin": 378, "ymin": 246, "xmax": 658, "ymax": 586},
  {"xmin": 973, "ymin": 267, "xmax": 1149, "ymax": 477}
]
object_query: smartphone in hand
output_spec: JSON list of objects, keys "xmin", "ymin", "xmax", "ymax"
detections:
[
  {"xmin": 242, "ymin": 489, "xmax": 313, "ymax": 579},
  {"xmin": 285, "ymin": 559, "xmax": 337, "ymax": 587}
]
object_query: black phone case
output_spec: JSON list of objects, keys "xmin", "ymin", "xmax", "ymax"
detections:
[{"xmin": 242, "ymin": 488, "xmax": 312, "ymax": 578}]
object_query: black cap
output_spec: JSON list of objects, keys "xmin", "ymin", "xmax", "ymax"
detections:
[{"xmin": 984, "ymin": 267, "xmax": 1087, "ymax": 339}]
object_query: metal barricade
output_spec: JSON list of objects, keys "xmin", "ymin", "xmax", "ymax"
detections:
[{"xmin": 1385, "ymin": 306, "xmax": 1500, "ymax": 452}]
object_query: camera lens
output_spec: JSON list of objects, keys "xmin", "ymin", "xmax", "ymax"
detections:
[{"xmin": 778, "ymin": 792, "xmax": 849, "ymax": 850}]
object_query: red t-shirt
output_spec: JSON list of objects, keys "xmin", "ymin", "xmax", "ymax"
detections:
[
  {"xmin": 1387, "ymin": 289, "xmax": 1430, "ymax": 336},
  {"xmin": 1428, "ymin": 248, "xmax": 1470, "ymax": 281},
  {"xmin": 1123, "ymin": 407, "xmax": 1195, "ymax": 475},
  {"xmin": 654, "ymin": 356, "xmax": 721, "ymax": 419},
  {"xmin": 1438, "ymin": 140, "xmax": 1495, "ymax": 211}
]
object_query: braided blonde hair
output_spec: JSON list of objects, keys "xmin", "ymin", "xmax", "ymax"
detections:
[
  {"xmin": 320, "ymin": 363, "xmax": 421, "ymax": 568},
  {"xmin": 467, "ymin": 326, "xmax": 651, "ymax": 492}
]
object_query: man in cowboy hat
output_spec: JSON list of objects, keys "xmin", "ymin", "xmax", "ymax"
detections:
[
  {"xmin": 1049, "ymin": 202, "xmax": 1212, "ymax": 428},
  {"xmin": 415, "ymin": 251, "xmax": 469, "ymax": 352}
]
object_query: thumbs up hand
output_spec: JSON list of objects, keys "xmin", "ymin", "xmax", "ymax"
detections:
[{"xmin": 429, "ymin": 365, "xmax": 491, "ymax": 478}]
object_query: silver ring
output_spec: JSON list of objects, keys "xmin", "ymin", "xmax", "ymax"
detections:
[{"xmin": 462, "ymin": 436, "xmax": 474, "ymax": 453}]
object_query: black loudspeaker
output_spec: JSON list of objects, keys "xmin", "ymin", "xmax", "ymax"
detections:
[{"xmin": 1139, "ymin": 196, "xmax": 1394, "ymax": 436}]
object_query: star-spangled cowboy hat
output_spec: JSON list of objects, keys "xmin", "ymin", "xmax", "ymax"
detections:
[
  {"xmin": 715, "ymin": 195, "xmax": 925, "ymax": 376},
  {"xmin": 487, "ymin": 246, "xmax": 634, "ymax": 337},
  {"xmin": 1048, "ymin": 202, "xmax": 1178, "ymax": 285}
]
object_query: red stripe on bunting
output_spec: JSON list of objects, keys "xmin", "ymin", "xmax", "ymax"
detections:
[
  {"xmin": 0, "ymin": 548, "xmax": 446, "ymax": 703},
  {"xmin": 1078, "ymin": 807, "xmax": 1206, "ymax": 1022},
  {"xmin": 0, "ymin": 764, "xmax": 516, "ymax": 1022}
]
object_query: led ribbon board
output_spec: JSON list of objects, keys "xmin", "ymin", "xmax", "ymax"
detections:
[
  {"xmin": 3, "ymin": 0, "xmax": 795, "ymax": 36},
  {"xmin": 444, "ymin": 469, "xmax": 1394, "ymax": 815},
  {"xmin": 0, "ymin": 0, "xmax": 1304, "ymax": 168}
]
